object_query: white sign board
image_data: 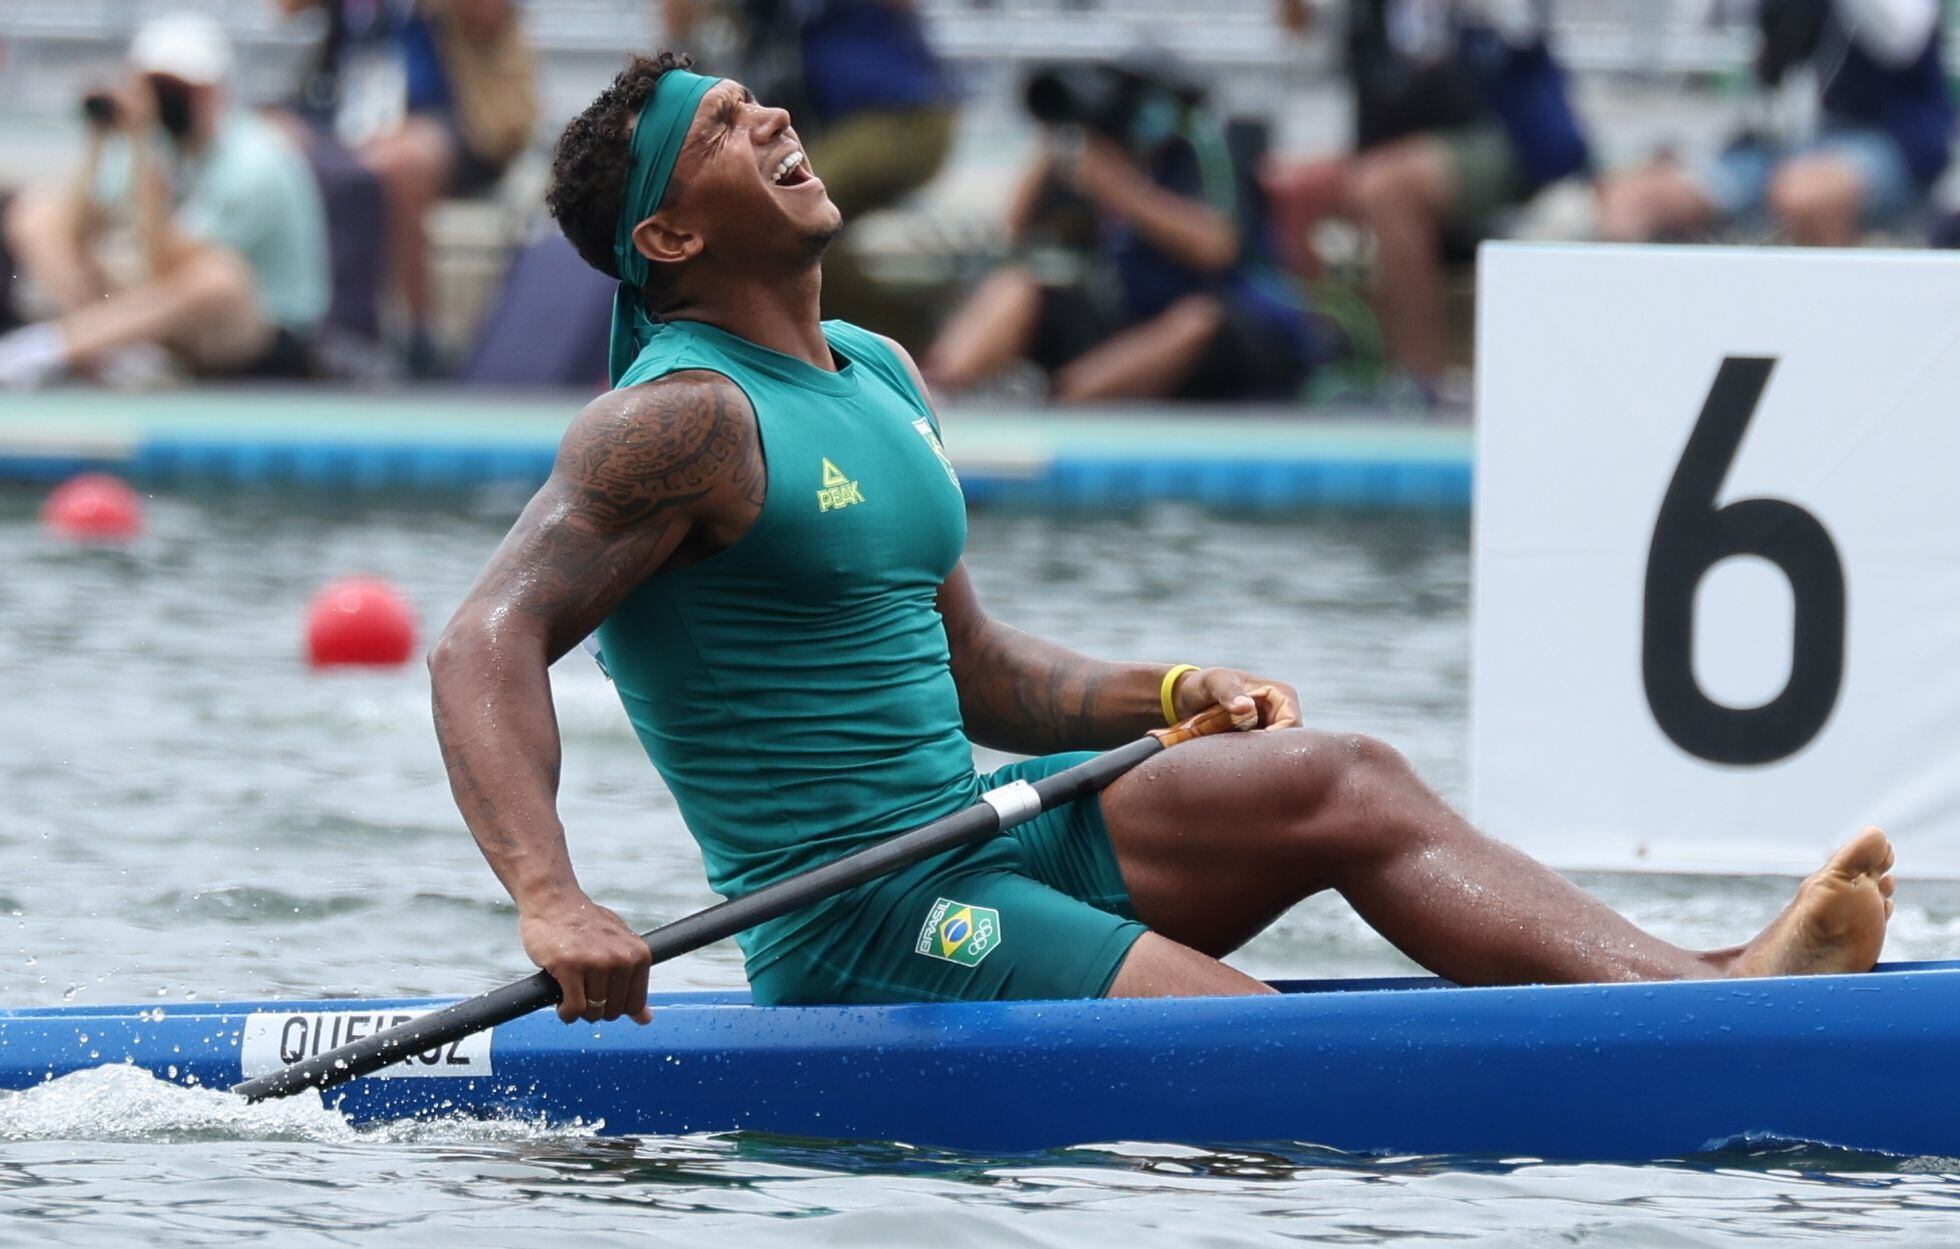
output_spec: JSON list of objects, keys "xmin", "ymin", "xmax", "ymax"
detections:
[{"xmin": 1473, "ymin": 243, "xmax": 1960, "ymax": 877}]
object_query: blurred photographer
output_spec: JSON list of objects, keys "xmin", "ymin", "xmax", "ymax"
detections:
[
  {"xmin": 1264, "ymin": 0, "xmax": 1590, "ymax": 402},
  {"xmin": 1598, "ymin": 0, "xmax": 1952, "ymax": 245},
  {"xmin": 925, "ymin": 57, "xmax": 1320, "ymax": 403},
  {"xmin": 0, "ymin": 14, "xmax": 329, "ymax": 389},
  {"xmin": 279, "ymin": 0, "xmax": 537, "ymax": 375}
]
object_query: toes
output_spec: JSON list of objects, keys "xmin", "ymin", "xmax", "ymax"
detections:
[
  {"xmin": 1829, "ymin": 828, "xmax": 1893, "ymax": 879},
  {"xmin": 1886, "ymin": 897, "xmax": 1896, "ymax": 920},
  {"xmin": 1879, "ymin": 873, "xmax": 1896, "ymax": 898}
]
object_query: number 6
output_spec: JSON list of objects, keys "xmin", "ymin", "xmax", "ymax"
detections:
[{"xmin": 1641, "ymin": 356, "xmax": 1846, "ymax": 765}]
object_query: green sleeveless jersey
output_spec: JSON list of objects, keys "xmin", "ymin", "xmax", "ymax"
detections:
[{"xmin": 596, "ymin": 319, "xmax": 975, "ymax": 973}]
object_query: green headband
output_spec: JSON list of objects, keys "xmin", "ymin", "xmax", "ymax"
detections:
[{"xmin": 609, "ymin": 67, "xmax": 721, "ymax": 386}]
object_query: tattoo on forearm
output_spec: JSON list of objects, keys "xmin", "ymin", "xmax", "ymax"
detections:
[{"xmin": 949, "ymin": 618, "xmax": 1129, "ymax": 752}]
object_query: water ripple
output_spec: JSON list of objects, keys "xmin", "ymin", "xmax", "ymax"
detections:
[
  {"xmin": 4, "ymin": 488, "xmax": 1960, "ymax": 1245},
  {"xmin": 146, "ymin": 888, "xmax": 377, "ymax": 924}
]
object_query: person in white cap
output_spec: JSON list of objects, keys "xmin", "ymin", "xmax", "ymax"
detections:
[{"xmin": 0, "ymin": 13, "xmax": 330, "ymax": 388}]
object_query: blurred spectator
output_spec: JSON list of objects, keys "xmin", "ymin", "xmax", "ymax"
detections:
[
  {"xmin": 923, "ymin": 57, "xmax": 1321, "ymax": 403},
  {"xmin": 0, "ymin": 14, "xmax": 329, "ymax": 389},
  {"xmin": 1264, "ymin": 0, "xmax": 1590, "ymax": 399},
  {"xmin": 664, "ymin": 0, "xmax": 955, "ymax": 347},
  {"xmin": 1597, "ymin": 0, "xmax": 1952, "ymax": 245},
  {"xmin": 279, "ymin": 0, "xmax": 538, "ymax": 374}
]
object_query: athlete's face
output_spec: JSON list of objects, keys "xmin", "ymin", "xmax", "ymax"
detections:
[{"xmin": 654, "ymin": 78, "xmax": 842, "ymax": 270}]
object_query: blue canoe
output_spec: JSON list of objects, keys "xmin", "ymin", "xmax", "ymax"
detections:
[{"xmin": 2, "ymin": 962, "xmax": 1954, "ymax": 1159}]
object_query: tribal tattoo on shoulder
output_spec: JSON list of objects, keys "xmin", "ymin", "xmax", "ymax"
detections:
[
  {"xmin": 561, "ymin": 371, "xmax": 763, "ymax": 530},
  {"xmin": 463, "ymin": 371, "xmax": 764, "ymax": 654}
]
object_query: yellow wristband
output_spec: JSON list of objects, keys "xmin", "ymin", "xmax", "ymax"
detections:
[{"xmin": 1160, "ymin": 665, "xmax": 1200, "ymax": 727}]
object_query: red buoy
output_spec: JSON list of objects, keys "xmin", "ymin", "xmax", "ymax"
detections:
[
  {"xmin": 306, "ymin": 576, "xmax": 417, "ymax": 668},
  {"xmin": 41, "ymin": 473, "xmax": 143, "ymax": 541}
]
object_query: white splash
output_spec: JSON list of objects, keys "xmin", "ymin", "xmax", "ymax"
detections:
[
  {"xmin": 0, "ymin": 1065, "xmax": 600, "ymax": 1146},
  {"xmin": 0, "ymin": 1064, "xmax": 356, "ymax": 1143}
]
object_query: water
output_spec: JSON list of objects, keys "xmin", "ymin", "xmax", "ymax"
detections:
[{"xmin": 4, "ymin": 485, "xmax": 1959, "ymax": 1246}]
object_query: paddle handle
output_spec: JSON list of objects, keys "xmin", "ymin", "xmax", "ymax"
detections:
[
  {"xmin": 233, "ymin": 706, "xmax": 1239, "ymax": 1101},
  {"xmin": 1151, "ymin": 705, "xmax": 1237, "ymax": 748}
]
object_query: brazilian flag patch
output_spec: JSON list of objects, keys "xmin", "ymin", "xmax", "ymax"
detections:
[{"xmin": 915, "ymin": 897, "xmax": 1002, "ymax": 968}]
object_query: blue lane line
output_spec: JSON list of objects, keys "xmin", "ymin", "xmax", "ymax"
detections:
[
  {"xmin": 4, "ymin": 439, "xmax": 1472, "ymax": 511},
  {"xmin": 964, "ymin": 458, "xmax": 1470, "ymax": 510}
]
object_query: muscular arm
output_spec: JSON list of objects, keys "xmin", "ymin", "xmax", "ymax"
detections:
[
  {"xmin": 939, "ymin": 563, "xmax": 1174, "ymax": 753},
  {"xmin": 427, "ymin": 370, "xmax": 761, "ymax": 1019}
]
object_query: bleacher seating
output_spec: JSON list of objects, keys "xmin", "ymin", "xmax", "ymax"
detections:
[
  {"xmin": 0, "ymin": 0, "xmax": 1836, "ymax": 361},
  {"xmin": 0, "ymin": 0, "xmax": 1766, "ymax": 119}
]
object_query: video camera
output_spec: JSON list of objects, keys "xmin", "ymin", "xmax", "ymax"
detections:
[
  {"xmin": 78, "ymin": 75, "xmax": 197, "ymax": 138},
  {"xmin": 1022, "ymin": 54, "xmax": 1204, "ymax": 147}
]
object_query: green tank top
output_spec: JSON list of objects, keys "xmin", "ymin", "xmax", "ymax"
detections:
[{"xmin": 596, "ymin": 319, "xmax": 975, "ymax": 972}]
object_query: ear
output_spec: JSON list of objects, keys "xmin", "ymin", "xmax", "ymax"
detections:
[{"xmin": 631, "ymin": 215, "xmax": 703, "ymax": 269}]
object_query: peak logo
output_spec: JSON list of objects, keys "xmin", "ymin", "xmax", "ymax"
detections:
[{"xmin": 817, "ymin": 458, "xmax": 865, "ymax": 512}]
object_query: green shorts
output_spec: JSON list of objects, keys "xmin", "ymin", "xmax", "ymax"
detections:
[
  {"xmin": 745, "ymin": 752, "xmax": 1149, "ymax": 1006},
  {"xmin": 1435, "ymin": 122, "xmax": 1527, "ymax": 236}
]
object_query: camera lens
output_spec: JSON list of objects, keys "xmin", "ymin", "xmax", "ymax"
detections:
[
  {"xmin": 82, "ymin": 92, "xmax": 120, "ymax": 127},
  {"xmin": 1024, "ymin": 71, "xmax": 1076, "ymax": 126}
]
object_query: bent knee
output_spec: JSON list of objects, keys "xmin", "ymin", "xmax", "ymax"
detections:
[
  {"xmin": 4, "ymin": 187, "xmax": 59, "ymax": 249},
  {"xmin": 982, "ymin": 264, "xmax": 1040, "ymax": 302},
  {"xmin": 1278, "ymin": 731, "xmax": 1424, "ymax": 856},
  {"xmin": 1348, "ymin": 144, "xmax": 1447, "ymax": 220},
  {"xmin": 1273, "ymin": 730, "xmax": 1415, "ymax": 810},
  {"xmin": 1161, "ymin": 293, "xmax": 1227, "ymax": 338},
  {"xmin": 1346, "ymin": 157, "xmax": 1401, "ymax": 218},
  {"xmin": 1767, "ymin": 161, "xmax": 1861, "ymax": 224},
  {"xmin": 173, "ymin": 246, "xmax": 255, "ymax": 308},
  {"xmin": 1331, "ymin": 732, "xmax": 1417, "ymax": 796}
]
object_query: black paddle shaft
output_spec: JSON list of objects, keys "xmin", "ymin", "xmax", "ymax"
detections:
[{"xmin": 233, "ymin": 732, "xmax": 1174, "ymax": 1101}]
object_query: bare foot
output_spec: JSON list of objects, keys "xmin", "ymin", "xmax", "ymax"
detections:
[{"xmin": 1728, "ymin": 827, "xmax": 1895, "ymax": 978}]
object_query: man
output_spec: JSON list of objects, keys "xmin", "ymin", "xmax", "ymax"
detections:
[
  {"xmin": 1264, "ymin": 0, "xmax": 1589, "ymax": 402},
  {"xmin": 0, "ymin": 14, "xmax": 330, "ymax": 388},
  {"xmin": 277, "ymin": 0, "xmax": 537, "ymax": 376},
  {"xmin": 924, "ymin": 57, "xmax": 1318, "ymax": 404},
  {"xmin": 1597, "ymin": 0, "xmax": 1951, "ymax": 246},
  {"xmin": 430, "ymin": 53, "xmax": 1896, "ymax": 1025}
]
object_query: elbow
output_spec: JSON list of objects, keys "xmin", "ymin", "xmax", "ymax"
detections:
[
  {"xmin": 951, "ymin": 687, "xmax": 1007, "ymax": 753},
  {"xmin": 425, "ymin": 626, "xmax": 469, "ymax": 690},
  {"xmin": 428, "ymin": 608, "xmax": 551, "ymax": 689},
  {"xmin": 1192, "ymin": 228, "xmax": 1240, "ymax": 275},
  {"xmin": 427, "ymin": 611, "xmax": 493, "ymax": 687}
]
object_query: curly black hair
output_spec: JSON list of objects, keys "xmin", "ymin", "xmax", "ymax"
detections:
[{"xmin": 546, "ymin": 51, "xmax": 693, "ymax": 283}]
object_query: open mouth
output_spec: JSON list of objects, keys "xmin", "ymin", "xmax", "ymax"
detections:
[{"xmin": 769, "ymin": 149, "xmax": 816, "ymax": 188}]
